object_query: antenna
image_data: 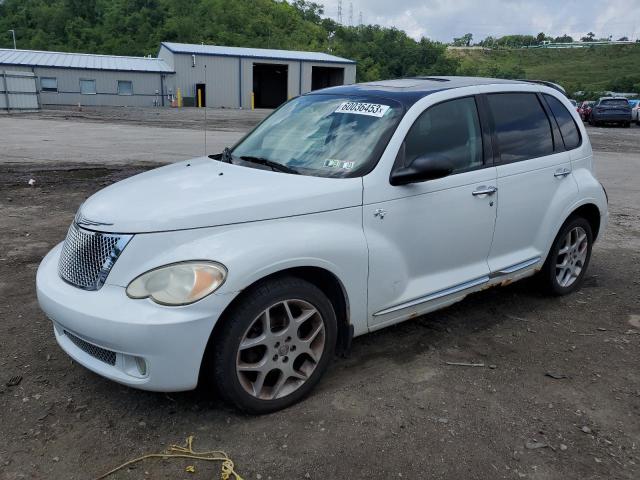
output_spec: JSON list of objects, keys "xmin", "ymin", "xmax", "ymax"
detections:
[
  {"xmin": 349, "ymin": 2, "xmax": 353, "ymax": 26},
  {"xmin": 203, "ymin": 64, "xmax": 207, "ymax": 156},
  {"xmin": 337, "ymin": 0, "xmax": 342, "ymax": 24}
]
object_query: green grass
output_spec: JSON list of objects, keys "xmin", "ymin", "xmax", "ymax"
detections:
[{"xmin": 449, "ymin": 44, "xmax": 640, "ymax": 94}]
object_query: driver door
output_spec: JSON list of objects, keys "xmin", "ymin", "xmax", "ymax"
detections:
[{"xmin": 363, "ymin": 95, "xmax": 498, "ymax": 329}]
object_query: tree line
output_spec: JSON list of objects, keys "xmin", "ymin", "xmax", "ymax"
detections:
[
  {"xmin": 0, "ymin": 0, "xmax": 462, "ymax": 82},
  {"xmin": 1, "ymin": 0, "xmax": 638, "ymax": 91}
]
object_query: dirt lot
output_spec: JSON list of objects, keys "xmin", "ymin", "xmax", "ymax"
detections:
[{"xmin": 0, "ymin": 108, "xmax": 639, "ymax": 480}]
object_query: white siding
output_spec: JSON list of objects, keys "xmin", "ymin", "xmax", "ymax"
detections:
[
  {"xmin": 165, "ymin": 52, "xmax": 240, "ymax": 108},
  {"xmin": 0, "ymin": 70, "xmax": 39, "ymax": 111},
  {"xmin": 28, "ymin": 67, "xmax": 168, "ymax": 107},
  {"xmin": 163, "ymin": 47, "xmax": 356, "ymax": 110}
]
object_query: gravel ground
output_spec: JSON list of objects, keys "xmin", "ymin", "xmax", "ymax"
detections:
[{"xmin": 0, "ymin": 108, "xmax": 639, "ymax": 480}]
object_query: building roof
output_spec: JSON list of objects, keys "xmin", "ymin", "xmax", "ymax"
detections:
[
  {"xmin": 0, "ymin": 48, "xmax": 173, "ymax": 73},
  {"xmin": 310, "ymin": 77, "xmax": 531, "ymax": 107},
  {"xmin": 160, "ymin": 42, "xmax": 355, "ymax": 65}
]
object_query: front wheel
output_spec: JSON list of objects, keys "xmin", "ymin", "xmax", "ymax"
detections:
[
  {"xmin": 208, "ymin": 276, "xmax": 337, "ymax": 413},
  {"xmin": 539, "ymin": 217, "xmax": 593, "ymax": 296}
]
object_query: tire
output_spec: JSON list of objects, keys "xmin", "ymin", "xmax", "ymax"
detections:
[
  {"xmin": 623, "ymin": 121, "xmax": 630, "ymax": 128},
  {"xmin": 208, "ymin": 276, "xmax": 337, "ymax": 414},
  {"xmin": 539, "ymin": 216, "xmax": 593, "ymax": 296}
]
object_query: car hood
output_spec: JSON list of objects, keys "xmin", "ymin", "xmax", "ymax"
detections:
[{"xmin": 78, "ymin": 157, "xmax": 363, "ymax": 233}]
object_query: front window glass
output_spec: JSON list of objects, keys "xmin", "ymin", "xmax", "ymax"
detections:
[
  {"xmin": 402, "ymin": 96, "xmax": 483, "ymax": 174},
  {"xmin": 231, "ymin": 94, "xmax": 403, "ymax": 178}
]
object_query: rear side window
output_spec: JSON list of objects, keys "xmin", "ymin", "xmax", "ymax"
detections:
[
  {"xmin": 487, "ymin": 93, "xmax": 554, "ymax": 163},
  {"xmin": 403, "ymin": 96, "xmax": 483, "ymax": 174},
  {"xmin": 544, "ymin": 94, "xmax": 581, "ymax": 150}
]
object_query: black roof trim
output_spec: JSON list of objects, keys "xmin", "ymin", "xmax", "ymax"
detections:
[{"xmin": 307, "ymin": 76, "xmax": 528, "ymax": 108}]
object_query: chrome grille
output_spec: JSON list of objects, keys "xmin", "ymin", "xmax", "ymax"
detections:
[
  {"xmin": 58, "ymin": 223, "xmax": 132, "ymax": 291},
  {"xmin": 64, "ymin": 330, "xmax": 117, "ymax": 366}
]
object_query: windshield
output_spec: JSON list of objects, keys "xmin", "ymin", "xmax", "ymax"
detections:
[
  {"xmin": 600, "ymin": 99, "xmax": 629, "ymax": 107},
  {"xmin": 230, "ymin": 94, "xmax": 404, "ymax": 178}
]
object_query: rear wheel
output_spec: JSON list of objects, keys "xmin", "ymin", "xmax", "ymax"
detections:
[
  {"xmin": 209, "ymin": 276, "xmax": 337, "ymax": 413},
  {"xmin": 539, "ymin": 217, "xmax": 593, "ymax": 296}
]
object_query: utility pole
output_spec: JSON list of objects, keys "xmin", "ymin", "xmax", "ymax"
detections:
[
  {"xmin": 8, "ymin": 30, "xmax": 16, "ymax": 49},
  {"xmin": 349, "ymin": 2, "xmax": 353, "ymax": 26},
  {"xmin": 359, "ymin": 11, "xmax": 363, "ymax": 26},
  {"xmin": 337, "ymin": 0, "xmax": 342, "ymax": 24}
]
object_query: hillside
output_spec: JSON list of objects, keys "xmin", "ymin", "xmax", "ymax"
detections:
[
  {"xmin": 449, "ymin": 44, "xmax": 640, "ymax": 96},
  {"xmin": 1, "ymin": 0, "xmax": 639, "ymax": 95},
  {"xmin": 0, "ymin": 0, "xmax": 454, "ymax": 83}
]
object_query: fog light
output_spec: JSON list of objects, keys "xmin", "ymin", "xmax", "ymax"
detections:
[{"xmin": 135, "ymin": 356, "xmax": 147, "ymax": 376}]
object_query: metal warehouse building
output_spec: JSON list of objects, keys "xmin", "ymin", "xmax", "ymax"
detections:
[
  {"xmin": 0, "ymin": 48, "xmax": 174, "ymax": 107},
  {"xmin": 158, "ymin": 42, "xmax": 356, "ymax": 109}
]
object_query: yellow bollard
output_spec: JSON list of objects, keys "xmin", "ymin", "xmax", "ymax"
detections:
[
  {"xmin": 177, "ymin": 87, "xmax": 182, "ymax": 108},
  {"xmin": 197, "ymin": 89, "xmax": 202, "ymax": 108},
  {"xmin": 251, "ymin": 91, "xmax": 255, "ymax": 110}
]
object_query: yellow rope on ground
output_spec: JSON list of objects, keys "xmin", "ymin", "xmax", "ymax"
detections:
[{"xmin": 94, "ymin": 436, "xmax": 244, "ymax": 480}]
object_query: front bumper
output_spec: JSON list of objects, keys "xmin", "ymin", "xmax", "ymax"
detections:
[{"xmin": 36, "ymin": 244, "xmax": 227, "ymax": 391}]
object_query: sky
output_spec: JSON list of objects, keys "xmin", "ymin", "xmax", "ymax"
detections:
[{"xmin": 318, "ymin": 0, "xmax": 640, "ymax": 43}]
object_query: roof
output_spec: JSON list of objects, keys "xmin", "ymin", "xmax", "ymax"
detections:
[
  {"xmin": 310, "ymin": 76, "xmax": 527, "ymax": 107},
  {"xmin": 0, "ymin": 48, "xmax": 173, "ymax": 73},
  {"xmin": 160, "ymin": 42, "xmax": 355, "ymax": 65}
]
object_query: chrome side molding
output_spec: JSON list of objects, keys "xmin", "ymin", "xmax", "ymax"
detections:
[
  {"xmin": 373, "ymin": 275, "xmax": 489, "ymax": 317},
  {"xmin": 491, "ymin": 256, "xmax": 541, "ymax": 277}
]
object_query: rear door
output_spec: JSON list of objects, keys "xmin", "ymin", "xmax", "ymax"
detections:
[{"xmin": 484, "ymin": 90, "xmax": 578, "ymax": 274}]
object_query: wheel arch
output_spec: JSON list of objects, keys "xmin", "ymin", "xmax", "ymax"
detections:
[
  {"xmin": 540, "ymin": 200, "xmax": 603, "ymax": 268},
  {"xmin": 200, "ymin": 266, "xmax": 353, "ymax": 386},
  {"xmin": 569, "ymin": 203, "xmax": 601, "ymax": 241}
]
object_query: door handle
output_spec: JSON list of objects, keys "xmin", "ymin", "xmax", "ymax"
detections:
[
  {"xmin": 472, "ymin": 186, "xmax": 498, "ymax": 196},
  {"xmin": 554, "ymin": 167, "xmax": 571, "ymax": 178}
]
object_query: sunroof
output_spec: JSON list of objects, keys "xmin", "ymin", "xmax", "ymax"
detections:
[
  {"xmin": 365, "ymin": 79, "xmax": 427, "ymax": 88},
  {"xmin": 413, "ymin": 77, "xmax": 450, "ymax": 82}
]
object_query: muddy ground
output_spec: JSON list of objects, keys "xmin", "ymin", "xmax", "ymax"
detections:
[{"xmin": 0, "ymin": 108, "xmax": 639, "ymax": 480}]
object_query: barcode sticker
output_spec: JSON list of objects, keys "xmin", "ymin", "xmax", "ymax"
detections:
[{"xmin": 334, "ymin": 101, "xmax": 390, "ymax": 117}]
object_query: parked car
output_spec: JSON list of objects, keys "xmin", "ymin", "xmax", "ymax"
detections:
[
  {"xmin": 589, "ymin": 97, "xmax": 632, "ymax": 127},
  {"xmin": 629, "ymin": 100, "xmax": 640, "ymax": 125},
  {"xmin": 578, "ymin": 101, "xmax": 595, "ymax": 121},
  {"xmin": 569, "ymin": 99, "xmax": 578, "ymax": 109},
  {"xmin": 37, "ymin": 77, "xmax": 608, "ymax": 413}
]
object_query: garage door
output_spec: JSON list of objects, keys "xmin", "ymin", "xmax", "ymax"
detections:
[{"xmin": 0, "ymin": 70, "xmax": 39, "ymax": 112}]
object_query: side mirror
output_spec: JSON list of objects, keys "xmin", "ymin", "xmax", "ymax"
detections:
[{"xmin": 390, "ymin": 154, "xmax": 453, "ymax": 186}]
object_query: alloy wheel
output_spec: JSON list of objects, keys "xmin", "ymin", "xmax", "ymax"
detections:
[
  {"xmin": 555, "ymin": 226, "xmax": 589, "ymax": 288},
  {"xmin": 235, "ymin": 299, "xmax": 325, "ymax": 400}
]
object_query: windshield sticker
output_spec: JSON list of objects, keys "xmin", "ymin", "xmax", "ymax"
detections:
[
  {"xmin": 334, "ymin": 101, "xmax": 390, "ymax": 118},
  {"xmin": 324, "ymin": 159, "xmax": 355, "ymax": 169}
]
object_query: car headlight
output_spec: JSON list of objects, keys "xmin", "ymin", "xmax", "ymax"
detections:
[{"xmin": 126, "ymin": 261, "xmax": 227, "ymax": 306}]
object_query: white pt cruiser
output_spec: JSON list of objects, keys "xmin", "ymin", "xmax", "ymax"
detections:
[{"xmin": 37, "ymin": 77, "xmax": 608, "ymax": 413}]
